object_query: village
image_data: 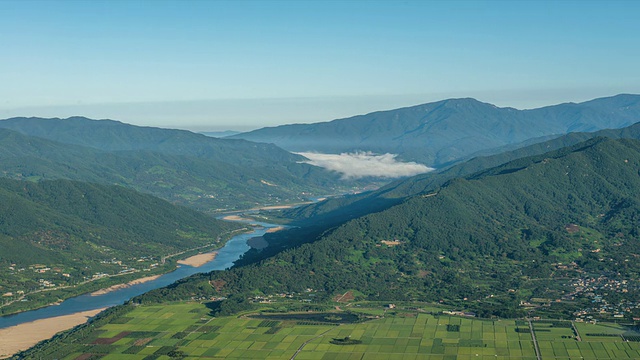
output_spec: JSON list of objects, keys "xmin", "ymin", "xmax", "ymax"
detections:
[
  {"xmin": 0, "ymin": 256, "xmax": 161, "ymax": 307},
  {"xmin": 518, "ymin": 262, "xmax": 640, "ymax": 323},
  {"xmin": 567, "ymin": 274, "xmax": 640, "ymax": 322}
]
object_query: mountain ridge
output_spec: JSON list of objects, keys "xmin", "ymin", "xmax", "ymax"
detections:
[
  {"xmin": 276, "ymin": 121, "xmax": 640, "ymax": 228},
  {"xmin": 0, "ymin": 116, "xmax": 303, "ymax": 164},
  {"xmin": 232, "ymin": 94, "xmax": 640, "ymax": 167}
]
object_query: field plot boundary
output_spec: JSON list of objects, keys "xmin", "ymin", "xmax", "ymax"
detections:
[{"xmin": 16, "ymin": 302, "xmax": 640, "ymax": 359}]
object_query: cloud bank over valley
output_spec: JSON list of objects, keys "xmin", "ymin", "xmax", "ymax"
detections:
[{"xmin": 298, "ymin": 152, "xmax": 434, "ymax": 179}]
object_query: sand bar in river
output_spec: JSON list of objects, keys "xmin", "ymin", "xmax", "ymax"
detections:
[
  {"xmin": 177, "ymin": 252, "xmax": 217, "ymax": 267},
  {"xmin": 222, "ymin": 215, "xmax": 254, "ymax": 221},
  {"xmin": 90, "ymin": 274, "xmax": 162, "ymax": 296}
]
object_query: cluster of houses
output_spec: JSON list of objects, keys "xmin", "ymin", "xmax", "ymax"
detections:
[
  {"xmin": 2, "ymin": 256, "xmax": 162, "ymax": 299},
  {"xmin": 249, "ymin": 290, "xmax": 317, "ymax": 304},
  {"xmin": 566, "ymin": 274, "xmax": 639, "ymax": 321}
]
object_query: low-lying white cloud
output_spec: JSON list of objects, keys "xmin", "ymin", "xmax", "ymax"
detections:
[{"xmin": 298, "ymin": 151, "xmax": 435, "ymax": 179}]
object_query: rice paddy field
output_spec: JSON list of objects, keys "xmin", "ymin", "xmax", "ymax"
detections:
[{"xmin": 26, "ymin": 302, "xmax": 640, "ymax": 360}]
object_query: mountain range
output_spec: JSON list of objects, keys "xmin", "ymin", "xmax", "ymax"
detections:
[
  {"xmin": 7, "ymin": 94, "xmax": 640, "ymax": 358},
  {"xmin": 0, "ymin": 117, "xmax": 356, "ymax": 212},
  {"xmin": 232, "ymin": 94, "xmax": 640, "ymax": 167}
]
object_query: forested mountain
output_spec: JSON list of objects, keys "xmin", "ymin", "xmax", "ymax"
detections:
[
  {"xmin": 232, "ymin": 94, "xmax": 640, "ymax": 167},
  {"xmin": 280, "ymin": 121, "xmax": 640, "ymax": 227},
  {"xmin": 0, "ymin": 178, "xmax": 241, "ymax": 312},
  {"xmin": 0, "ymin": 117, "xmax": 293, "ymax": 164},
  {"xmin": 0, "ymin": 119, "xmax": 356, "ymax": 211},
  {"xmin": 0, "ymin": 178, "xmax": 238, "ymax": 260},
  {"xmin": 138, "ymin": 137, "xmax": 640, "ymax": 317}
]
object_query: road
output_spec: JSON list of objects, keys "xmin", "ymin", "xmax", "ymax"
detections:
[{"xmin": 527, "ymin": 318, "xmax": 542, "ymax": 360}]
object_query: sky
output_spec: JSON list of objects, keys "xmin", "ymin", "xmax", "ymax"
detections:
[{"xmin": 1, "ymin": 0, "xmax": 639, "ymax": 131}]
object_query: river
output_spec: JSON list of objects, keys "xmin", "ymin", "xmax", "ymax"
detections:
[{"xmin": 0, "ymin": 219, "xmax": 278, "ymax": 329}]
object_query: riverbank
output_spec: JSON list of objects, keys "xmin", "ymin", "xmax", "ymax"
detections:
[
  {"xmin": 0, "ymin": 227, "xmax": 247, "ymax": 317},
  {"xmin": 90, "ymin": 274, "xmax": 163, "ymax": 296},
  {"xmin": 0, "ymin": 215, "xmax": 277, "ymax": 358},
  {"xmin": 0, "ymin": 308, "xmax": 106, "ymax": 359},
  {"xmin": 90, "ymin": 252, "xmax": 218, "ymax": 296}
]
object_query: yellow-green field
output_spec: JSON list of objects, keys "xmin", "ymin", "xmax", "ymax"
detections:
[{"xmin": 33, "ymin": 303, "xmax": 640, "ymax": 360}]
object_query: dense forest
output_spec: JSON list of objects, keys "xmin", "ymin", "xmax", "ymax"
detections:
[{"xmin": 136, "ymin": 137, "xmax": 640, "ymax": 318}]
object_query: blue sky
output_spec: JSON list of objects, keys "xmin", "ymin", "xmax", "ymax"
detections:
[{"xmin": 1, "ymin": 0, "xmax": 639, "ymax": 131}]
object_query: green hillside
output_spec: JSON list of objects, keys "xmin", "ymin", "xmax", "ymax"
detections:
[
  {"xmin": 279, "ymin": 121, "xmax": 640, "ymax": 228},
  {"xmin": 137, "ymin": 137, "xmax": 640, "ymax": 319},
  {"xmin": 0, "ymin": 178, "xmax": 241, "ymax": 314},
  {"xmin": 0, "ymin": 122, "xmax": 357, "ymax": 212}
]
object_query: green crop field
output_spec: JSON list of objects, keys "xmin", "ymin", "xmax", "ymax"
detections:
[{"xmin": 21, "ymin": 302, "xmax": 640, "ymax": 359}]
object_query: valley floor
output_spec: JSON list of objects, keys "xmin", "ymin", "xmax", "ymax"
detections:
[
  {"xmin": 17, "ymin": 301, "xmax": 640, "ymax": 359},
  {"xmin": 0, "ymin": 249, "xmax": 234, "ymax": 358}
]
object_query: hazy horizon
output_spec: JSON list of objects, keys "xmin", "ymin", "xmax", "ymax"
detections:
[
  {"xmin": 1, "ymin": 91, "xmax": 636, "ymax": 133},
  {"xmin": 2, "ymin": 0, "xmax": 639, "ymax": 131}
]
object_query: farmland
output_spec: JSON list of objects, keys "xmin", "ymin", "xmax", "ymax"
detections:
[{"xmin": 19, "ymin": 302, "xmax": 640, "ymax": 359}]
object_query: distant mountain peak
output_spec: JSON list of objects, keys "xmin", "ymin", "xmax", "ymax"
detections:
[
  {"xmin": 581, "ymin": 93, "xmax": 640, "ymax": 108},
  {"xmin": 232, "ymin": 94, "xmax": 640, "ymax": 167}
]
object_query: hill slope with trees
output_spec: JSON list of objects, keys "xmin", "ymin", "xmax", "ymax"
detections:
[
  {"xmin": 137, "ymin": 137, "xmax": 640, "ymax": 318},
  {"xmin": 279, "ymin": 121, "xmax": 640, "ymax": 228},
  {"xmin": 0, "ymin": 178, "xmax": 240, "ymax": 313}
]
